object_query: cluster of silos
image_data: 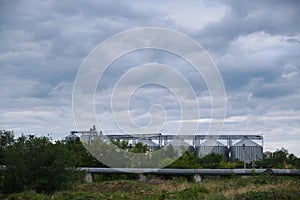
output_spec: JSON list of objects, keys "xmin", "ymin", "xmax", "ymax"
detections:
[
  {"xmin": 67, "ymin": 127, "xmax": 264, "ymax": 164},
  {"xmin": 195, "ymin": 137, "xmax": 263, "ymax": 163}
]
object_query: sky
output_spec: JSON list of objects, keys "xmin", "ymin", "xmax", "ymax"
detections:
[{"xmin": 0, "ymin": 0, "xmax": 299, "ymax": 155}]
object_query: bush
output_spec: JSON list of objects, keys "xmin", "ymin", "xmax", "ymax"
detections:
[
  {"xmin": 0, "ymin": 130, "xmax": 14, "ymax": 165},
  {"xmin": 175, "ymin": 185, "xmax": 208, "ymax": 199},
  {"xmin": 5, "ymin": 190, "xmax": 49, "ymax": 200},
  {"xmin": 235, "ymin": 190, "xmax": 269, "ymax": 200},
  {"xmin": 3, "ymin": 135, "xmax": 81, "ymax": 194},
  {"xmin": 92, "ymin": 173, "xmax": 139, "ymax": 182}
]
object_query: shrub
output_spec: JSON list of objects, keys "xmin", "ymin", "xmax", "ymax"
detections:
[
  {"xmin": 3, "ymin": 135, "xmax": 81, "ymax": 194},
  {"xmin": 235, "ymin": 190, "xmax": 269, "ymax": 200},
  {"xmin": 175, "ymin": 185, "xmax": 209, "ymax": 199},
  {"xmin": 5, "ymin": 190, "xmax": 49, "ymax": 200}
]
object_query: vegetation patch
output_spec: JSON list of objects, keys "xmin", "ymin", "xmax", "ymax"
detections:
[{"xmin": 1, "ymin": 130, "xmax": 300, "ymax": 199}]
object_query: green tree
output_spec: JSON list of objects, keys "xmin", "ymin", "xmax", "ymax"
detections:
[
  {"xmin": 198, "ymin": 153, "xmax": 226, "ymax": 168},
  {"xmin": 111, "ymin": 139, "xmax": 129, "ymax": 149},
  {"xmin": 131, "ymin": 142, "xmax": 147, "ymax": 153},
  {"xmin": 163, "ymin": 144, "xmax": 178, "ymax": 159},
  {"xmin": 0, "ymin": 130, "xmax": 14, "ymax": 165},
  {"xmin": 273, "ymin": 148, "xmax": 288, "ymax": 167},
  {"xmin": 286, "ymin": 153, "xmax": 298, "ymax": 167},
  {"xmin": 65, "ymin": 139, "xmax": 104, "ymax": 167},
  {"xmin": 168, "ymin": 151, "xmax": 200, "ymax": 169},
  {"xmin": 3, "ymin": 135, "xmax": 80, "ymax": 194},
  {"xmin": 256, "ymin": 148, "xmax": 300, "ymax": 169}
]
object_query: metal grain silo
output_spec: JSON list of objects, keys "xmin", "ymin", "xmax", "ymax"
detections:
[
  {"xmin": 231, "ymin": 138, "xmax": 263, "ymax": 163},
  {"xmin": 196, "ymin": 141, "xmax": 228, "ymax": 159},
  {"xmin": 168, "ymin": 138, "xmax": 192, "ymax": 154}
]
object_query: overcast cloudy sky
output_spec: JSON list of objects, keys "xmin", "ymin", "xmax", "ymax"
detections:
[{"xmin": 0, "ymin": 0, "xmax": 299, "ymax": 155}]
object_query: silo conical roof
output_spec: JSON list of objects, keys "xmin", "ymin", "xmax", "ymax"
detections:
[
  {"xmin": 170, "ymin": 139, "xmax": 190, "ymax": 147},
  {"xmin": 138, "ymin": 139, "xmax": 158, "ymax": 147},
  {"xmin": 233, "ymin": 138, "xmax": 260, "ymax": 146},
  {"xmin": 201, "ymin": 140, "xmax": 226, "ymax": 146}
]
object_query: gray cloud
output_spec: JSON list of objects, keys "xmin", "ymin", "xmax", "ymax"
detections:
[
  {"xmin": 197, "ymin": 0, "xmax": 300, "ymax": 51},
  {"xmin": 0, "ymin": 0, "xmax": 299, "ymax": 155}
]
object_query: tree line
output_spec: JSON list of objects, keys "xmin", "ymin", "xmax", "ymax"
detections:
[{"xmin": 0, "ymin": 130, "xmax": 299, "ymax": 195}]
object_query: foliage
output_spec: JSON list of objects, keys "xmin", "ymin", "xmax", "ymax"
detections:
[
  {"xmin": 198, "ymin": 153, "xmax": 227, "ymax": 168},
  {"xmin": 256, "ymin": 148, "xmax": 300, "ymax": 169},
  {"xmin": 65, "ymin": 139, "xmax": 105, "ymax": 167},
  {"xmin": 0, "ymin": 130, "xmax": 14, "ymax": 165},
  {"xmin": 173, "ymin": 185, "xmax": 208, "ymax": 199},
  {"xmin": 92, "ymin": 173, "xmax": 139, "ymax": 182},
  {"xmin": 4, "ymin": 190, "xmax": 49, "ymax": 200},
  {"xmin": 2, "ymin": 135, "xmax": 81, "ymax": 194},
  {"xmin": 166, "ymin": 151, "xmax": 246, "ymax": 169},
  {"xmin": 167, "ymin": 151, "xmax": 200, "ymax": 169},
  {"xmin": 4, "ymin": 176, "xmax": 300, "ymax": 200},
  {"xmin": 86, "ymin": 139, "xmax": 182, "ymax": 168},
  {"xmin": 110, "ymin": 139, "xmax": 148, "ymax": 153},
  {"xmin": 131, "ymin": 142, "xmax": 148, "ymax": 153},
  {"xmin": 1, "ymin": 128, "xmax": 300, "ymax": 197},
  {"xmin": 234, "ymin": 188, "xmax": 300, "ymax": 200},
  {"xmin": 234, "ymin": 190, "xmax": 269, "ymax": 200}
]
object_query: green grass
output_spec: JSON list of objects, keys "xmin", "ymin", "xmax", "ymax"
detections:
[{"xmin": 3, "ymin": 176, "xmax": 300, "ymax": 200}]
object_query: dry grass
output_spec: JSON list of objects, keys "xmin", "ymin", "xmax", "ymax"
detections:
[
  {"xmin": 5, "ymin": 176, "xmax": 300, "ymax": 199},
  {"xmin": 199, "ymin": 176, "xmax": 300, "ymax": 199},
  {"xmin": 152, "ymin": 180, "xmax": 190, "ymax": 192}
]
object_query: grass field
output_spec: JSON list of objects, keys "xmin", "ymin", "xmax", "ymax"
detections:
[{"xmin": 4, "ymin": 175, "xmax": 300, "ymax": 200}]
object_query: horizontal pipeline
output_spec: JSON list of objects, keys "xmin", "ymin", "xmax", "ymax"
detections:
[{"xmin": 78, "ymin": 168, "xmax": 300, "ymax": 176}]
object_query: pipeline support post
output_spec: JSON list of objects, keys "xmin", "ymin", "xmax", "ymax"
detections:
[
  {"xmin": 194, "ymin": 174, "xmax": 202, "ymax": 182},
  {"xmin": 84, "ymin": 172, "xmax": 93, "ymax": 183},
  {"xmin": 139, "ymin": 174, "xmax": 147, "ymax": 182}
]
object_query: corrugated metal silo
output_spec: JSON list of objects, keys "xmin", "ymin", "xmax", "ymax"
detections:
[
  {"xmin": 167, "ymin": 138, "xmax": 192, "ymax": 154},
  {"xmin": 231, "ymin": 138, "xmax": 263, "ymax": 163},
  {"xmin": 196, "ymin": 141, "xmax": 228, "ymax": 159}
]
